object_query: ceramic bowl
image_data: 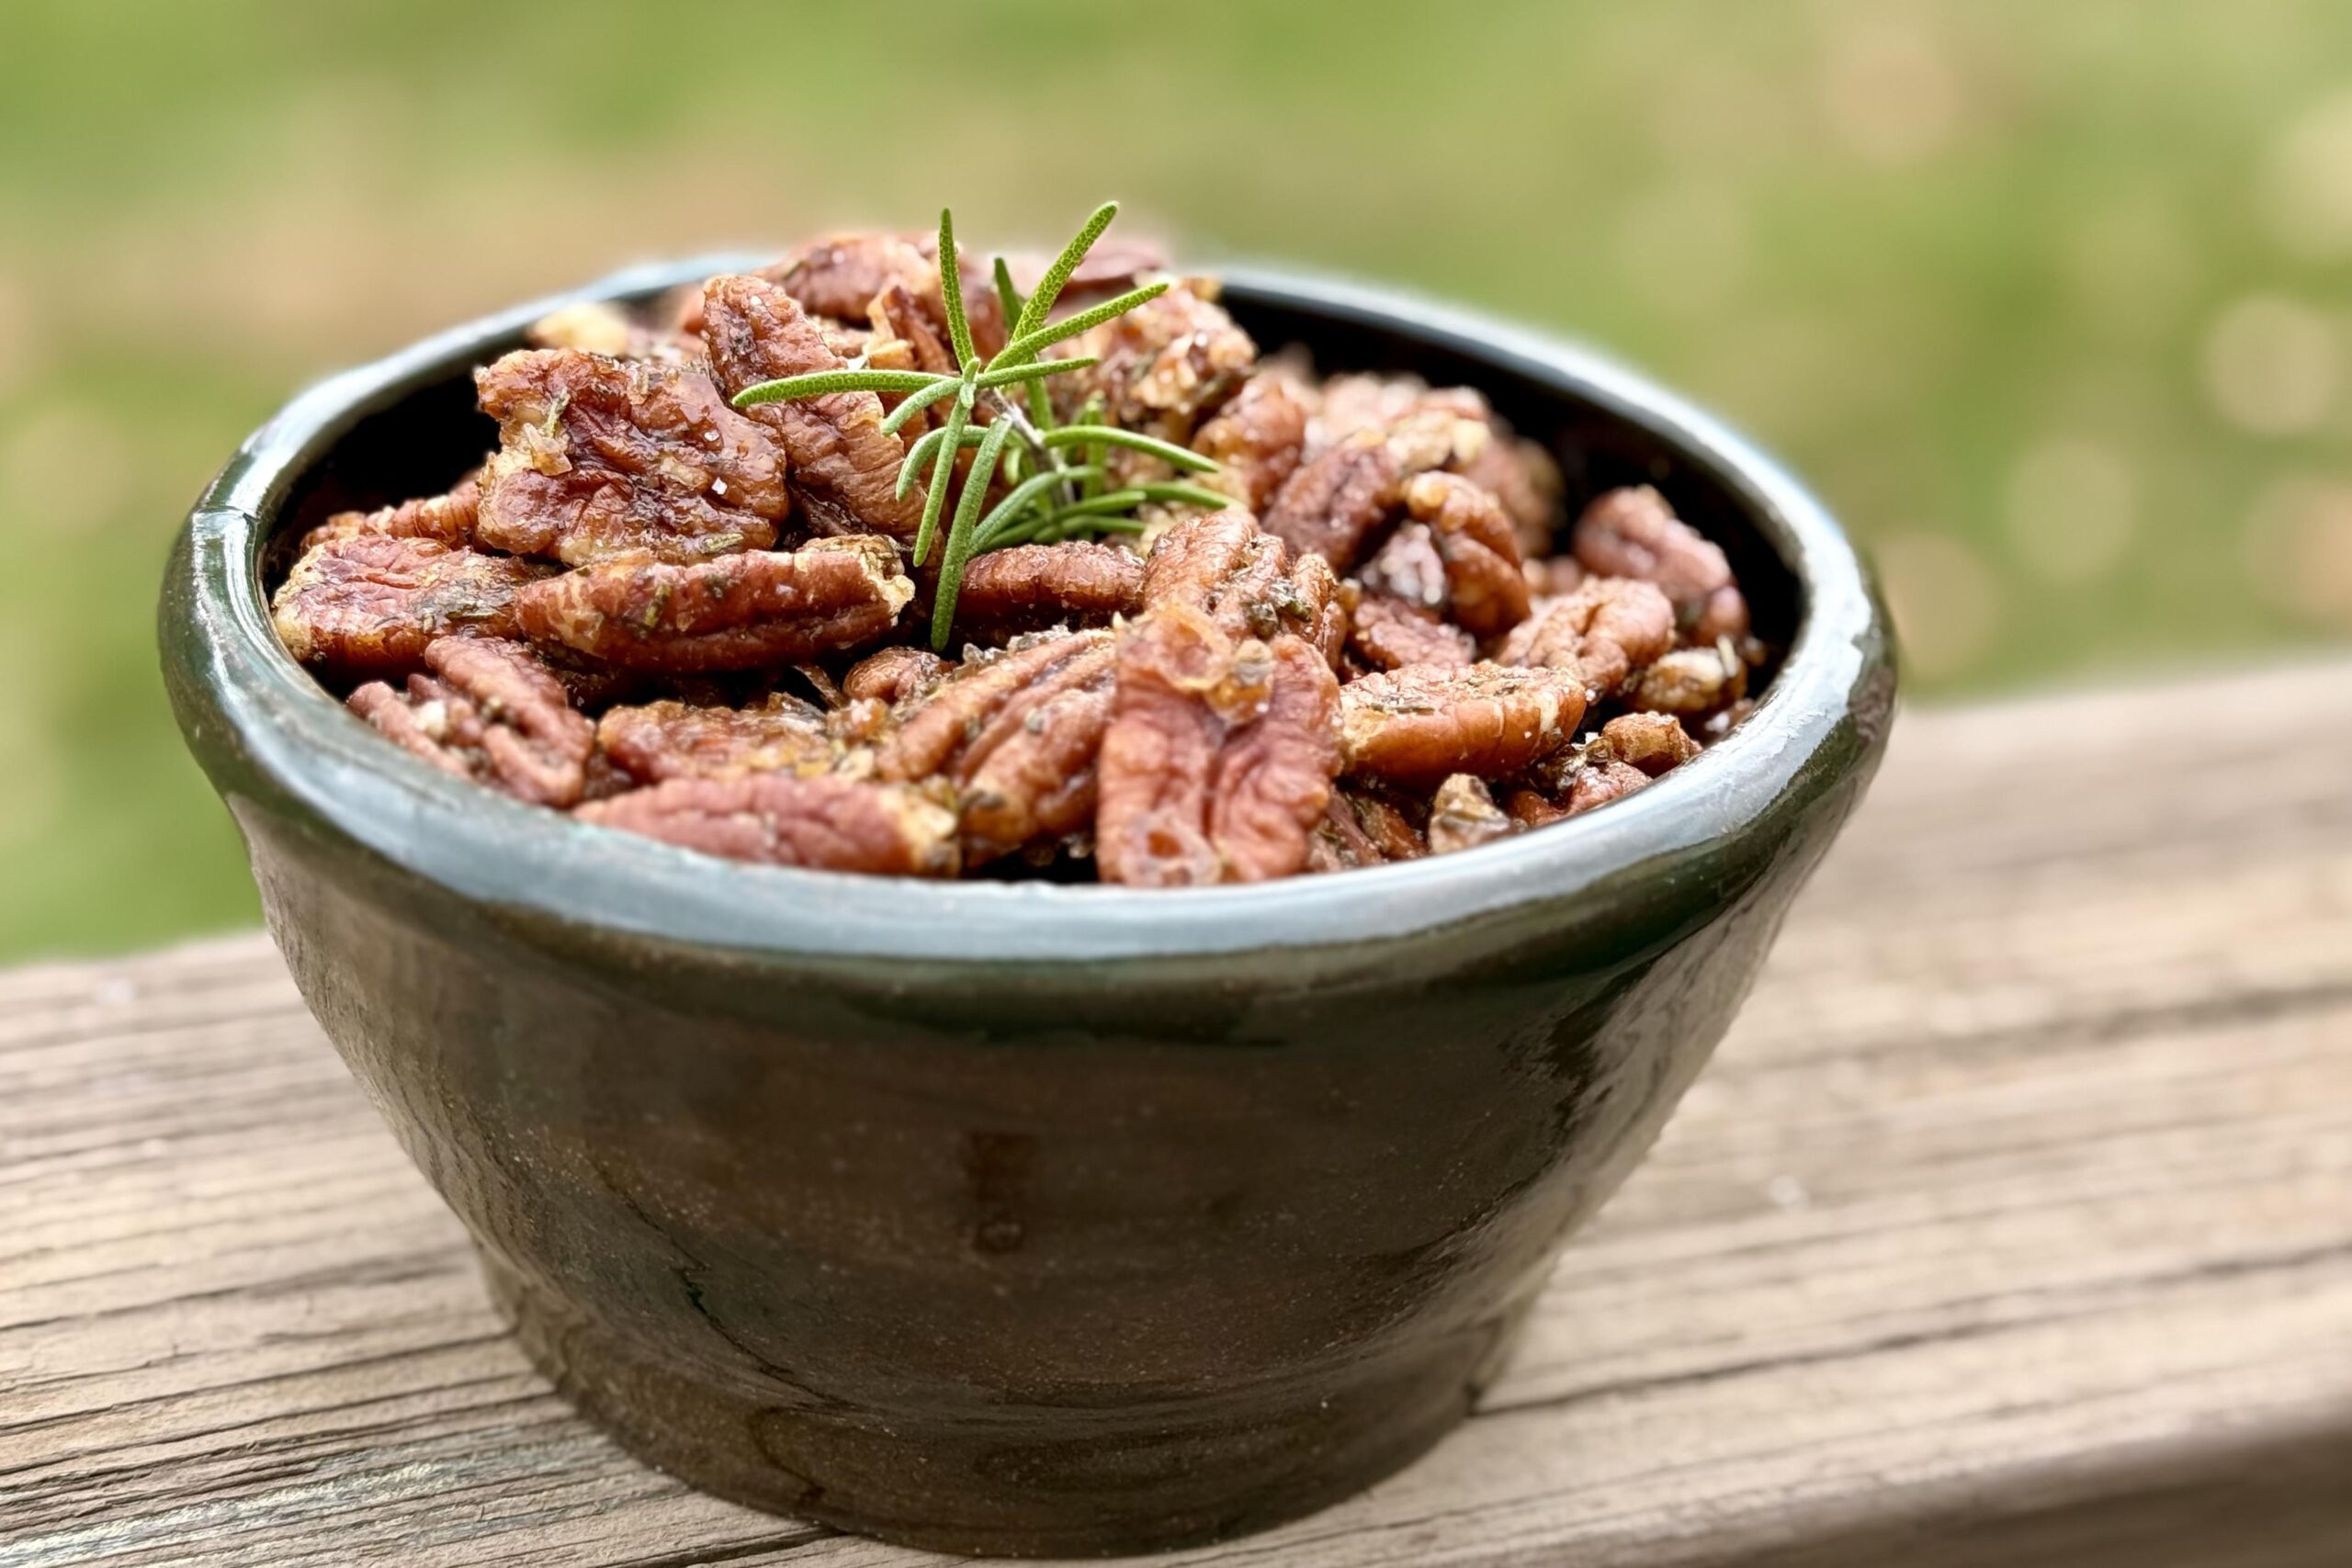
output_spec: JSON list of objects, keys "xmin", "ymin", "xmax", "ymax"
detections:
[{"xmin": 160, "ymin": 258, "xmax": 1894, "ymax": 1557}]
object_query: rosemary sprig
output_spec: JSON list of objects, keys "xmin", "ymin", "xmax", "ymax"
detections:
[{"xmin": 728, "ymin": 200, "xmax": 1219, "ymax": 648}]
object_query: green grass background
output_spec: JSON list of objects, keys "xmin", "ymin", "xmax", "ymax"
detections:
[{"xmin": 3, "ymin": 0, "xmax": 2348, "ymax": 961}]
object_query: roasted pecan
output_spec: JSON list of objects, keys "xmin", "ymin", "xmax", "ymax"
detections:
[
  {"xmin": 1345, "ymin": 588, "xmax": 1475, "ymax": 671},
  {"xmin": 765, "ymin": 231, "xmax": 1005, "ymax": 358},
  {"xmin": 1572, "ymin": 486, "xmax": 1749, "ymax": 640},
  {"xmin": 1193, "ymin": 369, "xmax": 1310, "ymax": 513},
  {"xmin": 1426, "ymin": 773, "xmax": 1514, "ymax": 856},
  {"xmin": 1505, "ymin": 711, "xmax": 1702, "ymax": 826},
  {"xmin": 868, "ymin": 278, "xmax": 958, "ymax": 380},
  {"xmin": 1634, "ymin": 641, "xmax": 1750, "ymax": 717},
  {"xmin": 346, "ymin": 637, "xmax": 593, "ymax": 807},
  {"xmin": 700, "ymin": 275, "xmax": 925, "ymax": 537},
  {"xmin": 576, "ymin": 773, "xmax": 960, "ymax": 875},
  {"xmin": 1007, "ymin": 238, "xmax": 1168, "ymax": 300},
  {"xmin": 1307, "ymin": 783, "xmax": 1430, "ymax": 873},
  {"xmin": 1097, "ymin": 604, "xmax": 1340, "ymax": 886},
  {"xmin": 1456, "ymin": 430, "xmax": 1566, "ymax": 559},
  {"xmin": 876, "ymin": 630, "xmax": 1118, "ymax": 863},
  {"xmin": 526, "ymin": 300, "xmax": 705, "ymax": 365},
  {"xmin": 1139, "ymin": 507, "xmax": 1336, "ymax": 646},
  {"xmin": 1262, "ymin": 428, "xmax": 1404, "ymax": 572},
  {"xmin": 596, "ymin": 694, "xmax": 834, "ymax": 784},
  {"xmin": 1495, "ymin": 577, "xmax": 1677, "ymax": 695},
  {"xmin": 843, "ymin": 646, "xmax": 949, "ymax": 705},
  {"xmin": 1053, "ymin": 278, "xmax": 1255, "ymax": 443},
  {"xmin": 300, "ymin": 474, "xmax": 482, "ymax": 553},
  {"xmin": 1402, "ymin": 470, "xmax": 1531, "ymax": 637},
  {"xmin": 1521, "ymin": 554, "xmax": 1587, "ymax": 599},
  {"xmin": 514, "ymin": 536, "xmax": 913, "ymax": 673},
  {"xmin": 273, "ymin": 534, "xmax": 548, "ymax": 679},
  {"xmin": 1592, "ymin": 710, "xmax": 1702, "ymax": 776},
  {"xmin": 951, "ymin": 541, "xmax": 1144, "ymax": 637},
  {"xmin": 470, "ymin": 349, "xmax": 790, "ymax": 567},
  {"xmin": 1339, "ymin": 661, "xmax": 1588, "ymax": 788}
]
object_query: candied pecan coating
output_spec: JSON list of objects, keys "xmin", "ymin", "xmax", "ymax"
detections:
[
  {"xmin": 596, "ymin": 694, "xmax": 834, "ymax": 784},
  {"xmin": 1193, "ymin": 369, "xmax": 1310, "ymax": 513},
  {"xmin": 1346, "ymin": 590, "xmax": 1476, "ymax": 671},
  {"xmin": 1496, "ymin": 577, "xmax": 1677, "ymax": 696},
  {"xmin": 843, "ymin": 646, "xmax": 949, "ymax": 705},
  {"xmin": 273, "ymin": 534, "xmax": 548, "ymax": 680},
  {"xmin": 300, "ymin": 474, "xmax": 482, "ymax": 553},
  {"xmin": 1096, "ymin": 605, "xmax": 1340, "ymax": 886},
  {"xmin": 576, "ymin": 773, "xmax": 960, "ymax": 875},
  {"xmin": 347, "ymin": 637, "xmax": 594, "ymax": 807},
  {"xmin": 1572, "ymin": 485, "xmax": 1749, "ymax": 638},
  {"xmin": 952, "ymin": 542, "xmax": 1144, "ymax": 637},
  {"xmin": 1505, "ymin": 711, "xmax": 1702, "ymax": 827},
  {"xmin": 1426, "ymin": 773, "xmax": 1514, "ymax": 857},
  {"xmin": 515, "ymin": 536, "xmax": 913, "ymax": 673},
  {"xmin": 876, "ymin": 630, "xmax": 1119, "ymax": 863},
  {"xmin": 472, "ymin": 349, "xmax": 789, "ymax": 566},
  {"xmin": 1339, "ymin": 661, "xmax": 1588, "ymax": 789},
  {"xmin": 700, "ymin": 275, "xmax": 926, "ymax": 537},
  {"xmin": 1403, "ymin": 470, "xmax": 1531, "ymax": 637},
  {"xmin": 1054, "ymin": 278, "xmax": 1255, "ymax": 442},
  {"xmin": 1634, "ymin": 641, "xmax": 1750, "ymax": 717}
]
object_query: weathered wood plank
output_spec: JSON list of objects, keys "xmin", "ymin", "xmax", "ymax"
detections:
[{"xmin": 5, "ymin": 659, "xmax": 2351, "ymax": 1566}]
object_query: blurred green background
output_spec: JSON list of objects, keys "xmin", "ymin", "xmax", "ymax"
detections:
[{"xmin": 3, "ymin": 0, "xmax": 2349, "ymax": 962}]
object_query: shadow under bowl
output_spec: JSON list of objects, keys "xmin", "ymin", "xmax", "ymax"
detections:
[{"xmin": 159, "ymin": 260, "xmax": 1894, "ymax": 1557}]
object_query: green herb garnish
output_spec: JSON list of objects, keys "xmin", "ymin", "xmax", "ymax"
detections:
[{"xmin": 729, "ymin": 201, "xmax": 1221, "ymax": 650}]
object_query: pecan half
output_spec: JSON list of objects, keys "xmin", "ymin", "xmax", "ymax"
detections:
[
  {"xmin": 1306, "ymin": 783, "xmax": 1430, "ymax": 872},
  {"xmin": 765, "ymin": 231, "xmax": 1005, "ymax": 358},
  {"xmin": 472, "ymin": 349, "xmax": 790, "ymax": 565},
  {"xmin": 272, "ymin": 534, "xmax": 548, "ymax": 679},
  {"xmin": 876, "ymin": 630, "xmax": 1118, "ymax": 863},
  {"xmin": 701, "ymin": 275, "xmax": 925, "ymax": 537},
  {"xmin": 1097, "ymin": 604, "xmax": 1341, "ymax": 886},
  {"xmin": 346, "ymin": 637, "xmax": 593, "ymax": 807},
  {"xmin": 576, "ymin": 773, "xmax": 960, "ymax": 875},
  {"xmin": 1495, "ymin": 577, "xmax": 1677, "ymax": 695},
  {"xmin": 842, "ymin": 645, "xmax": 949, "ymax": 705},
  {"xmin": 596, "ymin": 694, "xmax": 835, "ymax": 784},
  {"xmin": 1506, "ymin": 711, "xmax": 1702, "ymax": 827},
  {"xmin": 1339, "ymin": 661, "xmax": 1588, "ymax": 788},
  {"xmin": 951, "ymin": 541, "xmax": 1144, "ymax": 637},
  {"xmin": 515, "ymin": 536, "xmax": 913, "ymax": 672},
  {"xmin": 1572, "ymin": 486, "xmax": 1749, "ymax": 640},
  {"xmin": 300, "ymin": 474, "xmax": 482, "ymax": 553},
  {"xmin": 526, "ymin": 301, "xmax": 705, "ymax": 365},
  {"xmin": 1344, "ymin": 589, "xmax": 1475, "ymax": 671},
  {"xmin": 1261, "ymin": 428, "xmax": 1404, "ymax": 573},
  {"xmin": 1193, "ymin": 369, "xmax": 1310, "ymax": 513},
  {"xmin": 1426, "ymin": 773, "xmax": 1514, "ymax": 856},
  {"xmin": 1053, "ymin": 278, "xmax": 1255, "ymax": 443},
  {"xmin": 1402, "ymin": 470, "xmax": 1531, "ymax": 637},
  {"xmin": 1143, "ymin": 507, "xmax": 1335, "ymax": 642},
  {"xmin": 1457, "ymin": 431, "xmax": 1566, "ymax": 560},
  {"xmin": 1634, "ymin": 641, "xmax": 1749, "ymax": 717}
]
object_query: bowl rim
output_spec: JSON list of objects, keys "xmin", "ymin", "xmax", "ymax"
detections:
[{"xmin": 171, "ymin": 255, "xmax": 1887, "ymax": 964}]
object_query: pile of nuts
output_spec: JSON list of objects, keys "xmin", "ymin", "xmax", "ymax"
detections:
[{"xmin": 271, "ymin": 233, "xmax": 1766, "ymax": 884}]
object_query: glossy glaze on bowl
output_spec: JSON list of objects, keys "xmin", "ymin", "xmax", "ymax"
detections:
[{"xmin": 161, "ymin": 261, "xmax": 1894, "ymax": 1556}]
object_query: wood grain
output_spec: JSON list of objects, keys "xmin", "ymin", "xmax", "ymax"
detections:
[{"xmin": 5, "ymin": 659, "xmax": 2352, "ymax": 1566}]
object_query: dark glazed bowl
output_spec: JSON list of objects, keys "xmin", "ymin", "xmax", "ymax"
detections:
[{"xmin": 160, "ymin": 258, "xmax": 1894, "ymax": 1558}]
